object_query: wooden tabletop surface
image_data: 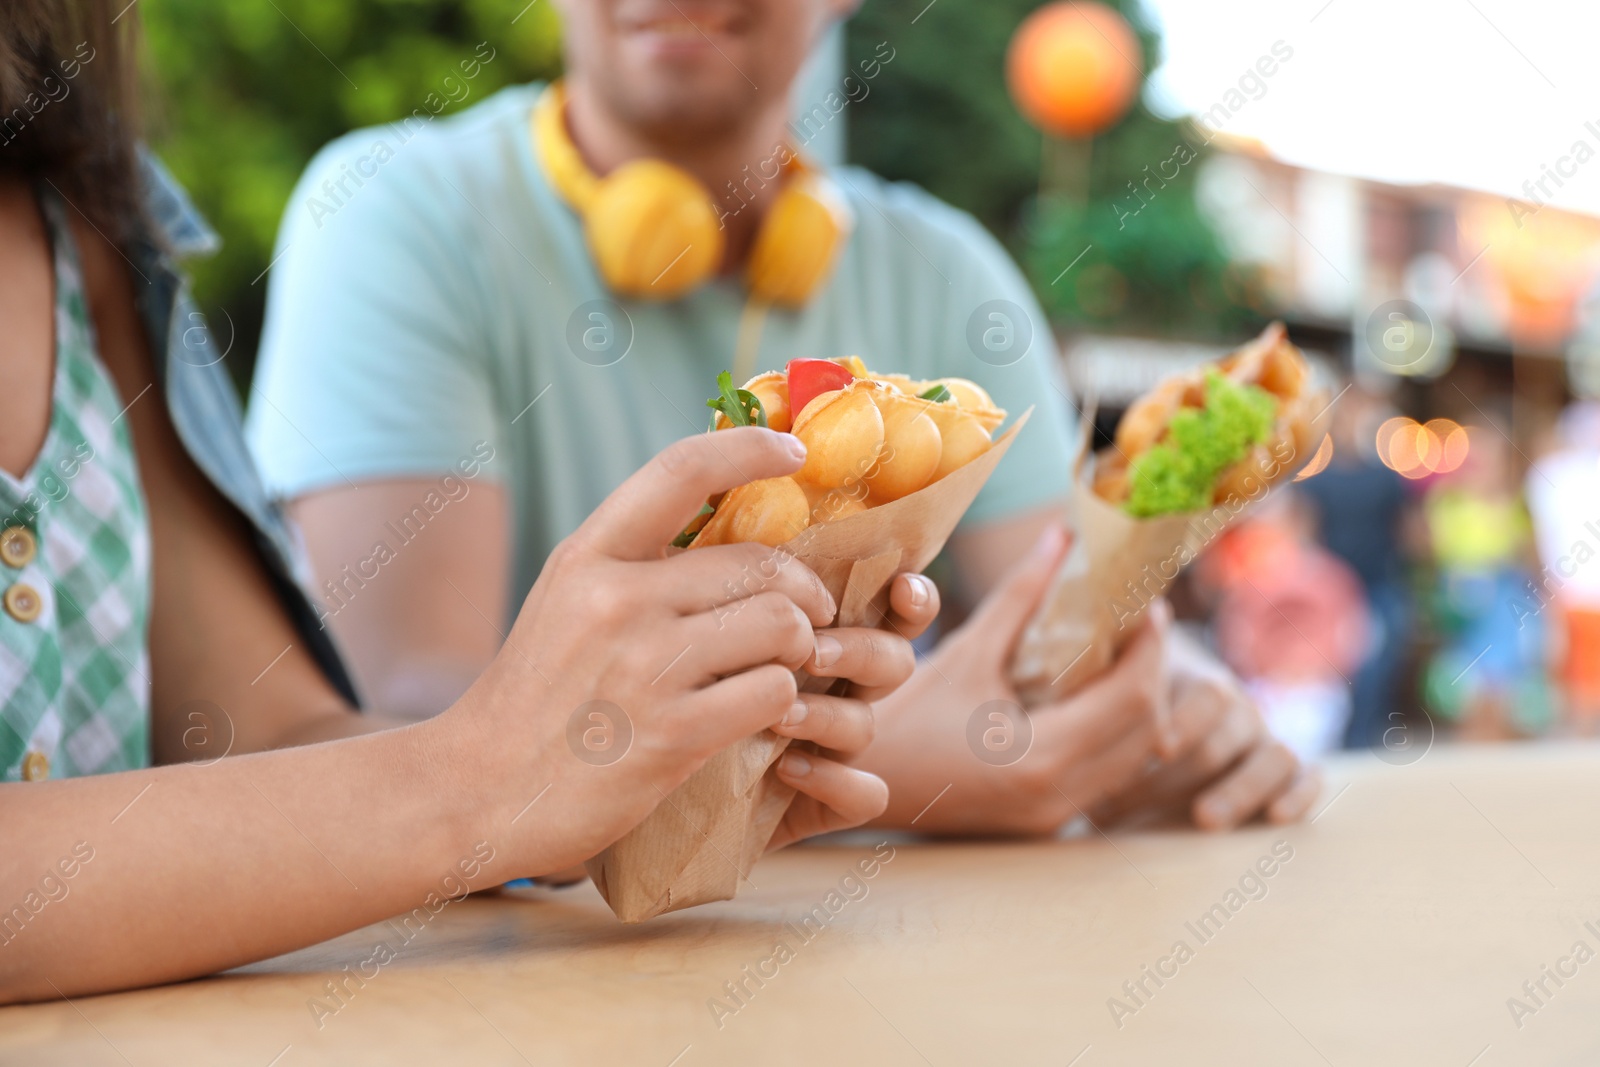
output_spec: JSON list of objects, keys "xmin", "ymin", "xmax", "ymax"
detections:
[{"xmin": 7, "ymin": 742, "xmax": 1600, "ymax": 1066}]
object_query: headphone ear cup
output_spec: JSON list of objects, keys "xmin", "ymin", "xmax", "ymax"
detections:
[
  {"xmin": 746, "ymin": 174, "xmax": 854, "ymax": 307},
  {"xmin": 586, "ymin": 160, "xmax": 724, "ymax": 299}
]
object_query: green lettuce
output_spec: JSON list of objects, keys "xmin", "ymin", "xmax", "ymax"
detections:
[{"xmin": 1123, "ymin": 371, "xmax": 1276, "ymax": 518}]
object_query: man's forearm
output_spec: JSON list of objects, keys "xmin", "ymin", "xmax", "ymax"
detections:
[
  {"xmin": 0, "ymin": 717, "xmax": 494, "ymax": 1004},
  {"xmin": 946, "ymin": 503, "xmax": 1063, "ymax": 613}
]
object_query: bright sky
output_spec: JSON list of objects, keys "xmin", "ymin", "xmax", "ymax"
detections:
[{"xmin": 1140, "ymin": 0, "xmax": 1600, "ymax": 217}]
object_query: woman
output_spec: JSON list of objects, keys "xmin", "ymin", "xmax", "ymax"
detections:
[{"xmin": 0, "ymin": 1, "xmax": 933, "ymax": 1004}]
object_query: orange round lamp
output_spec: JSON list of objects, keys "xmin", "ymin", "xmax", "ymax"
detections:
[{"xmin": 1007, "ymin": 1, "xmax": 1143, "ymax": 138}]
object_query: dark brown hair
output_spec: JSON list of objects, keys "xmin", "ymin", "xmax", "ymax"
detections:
[{"xmin": 0, "ymin": 0, "xmax": 142, "ymax": 245}]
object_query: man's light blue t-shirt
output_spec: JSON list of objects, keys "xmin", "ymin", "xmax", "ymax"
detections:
[{"xmin": 246, "ymin": 84, "xmax": 1077, "ymax": 610}]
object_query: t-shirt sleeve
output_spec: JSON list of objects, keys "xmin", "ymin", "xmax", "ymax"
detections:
[
  {"xmin": 929, "ymin": 208, "xmax": 1078, "ymax": 528},
  {"xmin": 245, "ymin": 136, "xmax": 501, "ymax": 499}
]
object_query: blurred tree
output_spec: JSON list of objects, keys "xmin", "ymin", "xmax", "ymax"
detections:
[
  {"xmin": 845, "ymin": 0, "xmax": 1263, "ymax": 340},
  {"xmin": 141, "ymin": 0, "xmax": 563, "ymax": 388}
]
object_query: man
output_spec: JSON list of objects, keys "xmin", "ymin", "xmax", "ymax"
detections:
[{"xmin": 247, "ymin": 0, "xmax": 1318, "ymax": 834}]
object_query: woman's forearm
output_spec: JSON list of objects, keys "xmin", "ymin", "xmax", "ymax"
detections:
[
  {"xmin": 266, "ymin": 705, "xmax": 417, "ymax": 747},
  {"xmin": 0, "ymin": 427, "xmax": 912, "ymax": 1004},
  {"xmin": 0, "ymin": 717, "xmax": 493, "ymax": 1004}
]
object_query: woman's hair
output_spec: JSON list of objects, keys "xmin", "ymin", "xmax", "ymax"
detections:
[{"xmin": 0, "ymin": 0, "xmax": 142, "ymax": 245}]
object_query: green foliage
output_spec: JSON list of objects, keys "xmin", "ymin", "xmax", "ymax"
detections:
[
  {"xmin": 845, "ymin": 0, "xmax": 1048, "ymax": 240},
  {"xmin": 845, "ymin": 0, "xmax": 1259, "ymax": 340},
  {"xmin": 1124, "ymin": 371, "xmax": 1276, "ymax": 517},
  {"xmin": 140, "ymin": 0, "xmax": 563, "ymax": 386}
]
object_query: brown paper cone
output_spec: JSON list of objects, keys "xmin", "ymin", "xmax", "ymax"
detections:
[
  {"xmin": 1010, "ymin": 406, "xmax": 1328, "ymax": 705},
  {"xmin": 587, "ymin": 410, "xmax": 1033, "ymax": 922}
]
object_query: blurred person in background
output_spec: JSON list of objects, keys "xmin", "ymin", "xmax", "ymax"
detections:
[
  {"xmin": 1296, "ymin": 383, "xmax": 1412, "ymax": 749},
  {"xmin": 1421, "ymin": 425, "xmax": 1551, "ymax": 739},
  {"xmin": 246, "ymin": 0, "xmax": 1320, "ymax": 835},
  {"xmin": 1197, "ymin": 491, "xmax": 1369, "ymax": 760},
  {"xmin": 1525, "ymin": 401, "xmax": 1600, "ymax": 732}
]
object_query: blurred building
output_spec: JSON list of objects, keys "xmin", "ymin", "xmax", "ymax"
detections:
[{"xmin": 1066, "ymin": 134, "xmax": 1600, "ymax": 440}]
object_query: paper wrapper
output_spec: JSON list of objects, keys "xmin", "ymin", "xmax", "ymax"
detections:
[
  {"xmin": 1009, "ymin": 407, "xmax": 1326, "ymax": 705},
  {"xmin": 586, "ymin": 411, "xmax": 1031, "ymax": 923}
]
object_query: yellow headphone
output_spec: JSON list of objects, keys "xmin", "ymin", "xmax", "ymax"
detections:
[{"xmin": 532, "ymin": 80, "xmax": 853, "ymax": 307}]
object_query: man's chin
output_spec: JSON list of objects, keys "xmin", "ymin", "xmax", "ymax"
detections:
[{"xmin": 607, "ymin": 80, "xmax": 761, "ymax": 145}]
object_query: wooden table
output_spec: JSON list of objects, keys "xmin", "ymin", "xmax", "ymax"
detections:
[{"xmin": 7, "ymin": 743, "xmax": 1600, "ymax": 1066}]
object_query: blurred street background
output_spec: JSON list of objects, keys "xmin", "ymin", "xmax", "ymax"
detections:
[{"xmin": 141, "ymin": 0, "xmax": 1600, "ymax": 756}]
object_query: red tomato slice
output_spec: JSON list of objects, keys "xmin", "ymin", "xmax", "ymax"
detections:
[{"xmin": 786, "ymin": 359, "xmax": 856, "ymax": 422}]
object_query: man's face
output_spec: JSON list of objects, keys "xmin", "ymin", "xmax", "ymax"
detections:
[{"xmin": 557, "ymin": 0, "xmax": 852, "ymax": 144}]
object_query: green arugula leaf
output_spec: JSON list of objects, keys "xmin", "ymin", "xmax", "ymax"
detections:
[
  {"xmin": 671, "ymin": 504, "xmax": 714, "ymax": 548},
  {"xmin": 705, "ymin": 370, "xmax": 768, "ymax": 431}
]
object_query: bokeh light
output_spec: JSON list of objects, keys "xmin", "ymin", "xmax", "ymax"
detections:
[
  {"xmin": 1377, "ymin": 417, "xmax": 1469, "ymax": 479},
  {"xmin": 1293, "ymin": 433, "xmax": 1334, "ymax": 482}
]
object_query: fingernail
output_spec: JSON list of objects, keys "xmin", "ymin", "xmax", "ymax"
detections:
[
  {"xmin": 907, "ymin": 574, "xmax": 931, "ymax": 608},
  {"xmin": 1032, "ymin": 524, "xmax": 1065, "ymax": 560},
  {"xmin": 785, "ymin": 435, "xmax": 807, "ymax": 461},
  {"xmin": 781, "ymin": 751, "xmax": 812, "ymax": 776},
  {"xmin": 781, "ymin": 702, "xmax": 809, "ymax": 728},
  {"xmin": 1202, "ymin": 798, "xmax": 1232, "ymax": 825},
  {"xmin": 813, "ymin": 634, "xmax": 843, "ymax": 668}
]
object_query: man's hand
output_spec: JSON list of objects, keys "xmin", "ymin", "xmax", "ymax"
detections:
[
  {"xmin": 853, "ymin": 525, "xmax": 1182, "ymax": 835},
  {"xmin": 1089, "ymin": 637, "xmax": 1322, "ymax": 831},
  {"xmin": 856, "ymin": 523, "xmax": 1319, "ymax": 836}
]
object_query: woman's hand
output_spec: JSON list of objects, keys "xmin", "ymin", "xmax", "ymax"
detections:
[
  {"xmin": 766, "ymin": 571, "xmax": 940, "ymax": 850},
  {"xmin": 440, "ymin": 427, "xmax": 919, "ymax": 873}
]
